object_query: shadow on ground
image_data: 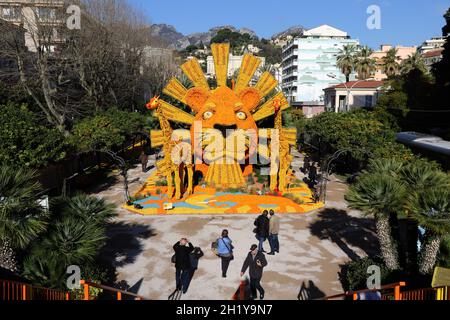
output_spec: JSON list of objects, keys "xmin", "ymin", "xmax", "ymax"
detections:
[
  {"xmin": 298, "ymin": 280, "xmax": 326, "ymax": 300},
  {"xmin": 84, "ymin": 174, "xmax": 119, "ymax": 194},
  {"xmin": 309, "ymin": 208, "xmax": 380, "ymax": 261},
  {"xmin": 99, "ymin": 221, "xmax": 157, "ymax": 268}
]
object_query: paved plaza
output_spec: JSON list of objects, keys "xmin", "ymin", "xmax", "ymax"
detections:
[{"xmin": 93, "ymin": 157, "xmax": 378, "ymax": 300}]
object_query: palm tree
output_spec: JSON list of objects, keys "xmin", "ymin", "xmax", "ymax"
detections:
[
  {"xmin": 346, "ymin": 173, "xmax": 406, "ymax": 270},
  {"xmin": 336, "ymin": 44, "xmax": 357, "ymax": 82},
  {"xmin": 258, "ymin": 63, "xmax": 277, "ymax": 76},
  {"xmin": 400, "ymin": 51, "xmax": 427, "ymax": 74},
  {"xmin": 40, "ymin": 216, "xmax": 107, "ymax": 266},
  {"xmin": 42, "ymin": 194, "xmax": 114, "ymax": 266},
  {"xmin": 0, "ymin": 166, "xmax": 49, "ymax": 272},
  {"xmin": 22, "ymin": 249, "xmax": 67, "ymax": 289},
  {"xmin": 22, "ymin": 194, "xmax": 114, "ymax": 288},
  {"xmin": 63, "ymin": 194, "xmax": 116, "ymax": 226},
  {"xmin": 382, "ymin": 48, "xmax": 400, "ymax": 78},
  {"xmin": 400, "ymin": 163, "xmax": 450, "ymax": 191},
  {"xmin": 408, "ymin": 188, "xmax": 450, "ymax": 274},
  {"xmin": 355, "ymin": 46, "xmax": 377, "ymax": 80},
  {"xmin": 366, "ymin": 158, "xmax": 405, "ymax": 177}
]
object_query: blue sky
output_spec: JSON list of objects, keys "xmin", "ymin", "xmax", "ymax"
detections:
[{"xmin": 131, "ymin": 0, "xmax": 449, "ymax": 48}]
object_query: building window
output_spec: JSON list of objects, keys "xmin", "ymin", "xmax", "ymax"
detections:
[
  {"xmin": 1, "ymin": 7, "xmax": 21, "ymax": 21},
  {"xmin": 36, "ymin": 7, "xmax": 57, "ymax": 21},
  {"xmin": 353, "ymin": 95, "xmax": 373, "ymax": 108}
]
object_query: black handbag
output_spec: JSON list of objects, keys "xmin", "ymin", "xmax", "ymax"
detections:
[{"xmin": 171, "ymin": 254, "xmax": 176, "ymax": 264}]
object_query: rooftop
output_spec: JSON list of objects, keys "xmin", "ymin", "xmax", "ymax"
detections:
[{"xmin": 303, "ymin": 24, "xmax": 348, "ymax": 38}]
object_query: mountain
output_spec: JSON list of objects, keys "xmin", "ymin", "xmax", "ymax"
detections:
[
  {"xmin": 271, "ymin": 25, "xmax": 305, "ymax": 40},
  {"xmin": 150, "ymin": 24, "xmax": 305, "ymax": 50},
  {"xmin": 150, "ymin": 24, "xmax": 184, "ymax": 46},
  {"xmin": 151, "ymin": 24, "xmax": 258, "ymax": 50}
]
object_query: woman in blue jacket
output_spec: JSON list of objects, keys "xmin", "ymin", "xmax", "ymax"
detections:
[{"xmin": 217, "ymin": 229, "xmax": 234, "ymax": 278}]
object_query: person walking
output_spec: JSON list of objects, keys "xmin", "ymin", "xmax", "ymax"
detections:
[
  {"xmin": 268, "ymin": 210, "xmax": 280, "ymax": 255},
  {"xmin": 184, "ymin": 246, "xmax": 203, "ymax": 292},
  {"xmin": 217, "ymin": 230, "xmax": 234, "ymax": 278},
  {"xmin": 254, "ymin": 210, "xmax": 270, "ymax": 252},
  {"xmin": 139, "ymin": 151, "xmax": 149, "ymax": 172},
  {"xmin": 240, "ymin": 244, "xmax": 268, "ymax": 300},
  {"xmin": 173, "ymin": 238, "xmax": 194, "ymax": 294}
]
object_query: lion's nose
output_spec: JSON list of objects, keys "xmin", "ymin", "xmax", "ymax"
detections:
[{"xmin": 214, "ymin": 124, "xmax": 237, "ymax": 138}]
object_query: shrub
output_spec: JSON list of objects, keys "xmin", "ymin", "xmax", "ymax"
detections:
[
  {"xmin": 155, "ymin": 180, "xmax": 168, "ymax": 186},
  {"xmin": 0, "ymin": 102, "xmax": 69, "ymax": 168},
  {"xmin": 301, "ymin": 109, "xmax": 407, "ymax": 174},
  {"xmin": 339, "ymin": 256, "xmax": 394, "ymax": 291},
  {"xmin": 70, "ymin": 108, "xmax": 146, "ymax": 152}
]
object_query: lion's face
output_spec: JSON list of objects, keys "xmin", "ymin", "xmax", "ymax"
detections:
[
  {"xmin": 185, "ymin": 86, "xmax": 260, "ymax": 177},
  {"xmin": 186, "ymin": 86, "xmax": 260, "ymax": 132},
  {"xmin": 194, "ymin": 86, "xmax": 258, "ymax": 132}
]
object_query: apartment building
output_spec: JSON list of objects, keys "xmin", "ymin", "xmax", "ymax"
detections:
[
  {"xmin": 281, "ymin": 24, "xmax": 359, "ymax": 106},
  {"xmin": 0, "ymin": 0, "xmax": 66, "ymax": 52},
  {"xmin": 371, "ymin": 44, "xmax": 417, "ymax": 80},
  {"xmin": 418, "ymin": 36, "xmax": 447, "ymax": 54}
]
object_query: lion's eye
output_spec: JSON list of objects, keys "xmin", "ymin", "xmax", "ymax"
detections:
[
  {"xmin": 203, "ymin": 111, "xmax": 214, "ymax": 120},
  {"xmin": 236, "ymin": 111, "xmax": 247, "ymax": 120}
]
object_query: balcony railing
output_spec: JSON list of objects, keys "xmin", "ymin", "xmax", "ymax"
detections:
[{"xmin": 282, "ymin": 60, "xmax": 298, "ymax": 70}]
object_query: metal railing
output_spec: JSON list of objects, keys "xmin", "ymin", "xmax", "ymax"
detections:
[
  {"xmin": 80, "ymin": 280, "xmax": 144, "ymax": 300},
  {"xmin": 1, "ymin": 278, "xmax": 145, "ymax": 301},
  {"xmin": 323, "ymin": 282, "xmax": 406, "ymax": 300},
  {"xmin": 397, "ymin": 286, "xmax": 449, "ymax": 301},
  {"xmin": 324, "ymin": 282, "xmax": 450, "ymax": 301},
  {"xmin": 0, "ymin": 279, "xmax": 70, "ymax": 301}
]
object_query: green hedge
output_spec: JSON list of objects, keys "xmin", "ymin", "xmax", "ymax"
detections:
[
  {"xmin": 0, "ymin": 102, "xmax": 69, "ymax": 168},
  {"xmin": 70, "ymin": 108, "xmax": 147, "ymax": 152}
]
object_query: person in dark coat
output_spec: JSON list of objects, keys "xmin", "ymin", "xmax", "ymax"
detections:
[
  {"xmin": 254, "ymin": 210, "xmax": 270, "ymax": 252},
  {"xmin": 184, "ymin": 246, "xmax": 203, "ymax": 293},
  {"xmin": 240, "ymin": 244, "xmax": 268, "ymax": 300},
  {"xmin": 173, "ymin": 238, "xmax": 194, "ymax": 294}
]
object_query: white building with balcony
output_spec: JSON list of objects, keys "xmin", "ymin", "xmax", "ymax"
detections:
[
  {"xmin": 418, "ymin": 36, "xmax": 447, "ymax": 54},
  {"xmin": 281, "ymin": 25, "xmax": 359, "ymax": 107}
]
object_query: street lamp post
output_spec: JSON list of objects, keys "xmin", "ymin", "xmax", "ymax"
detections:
[
  {"xmin": 279, "ymin": 82, "xmax": 296, "ymax": 107},
  {"xmin": 327, "ymin": 73, "xmax": 374, "ymax": 112}
]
